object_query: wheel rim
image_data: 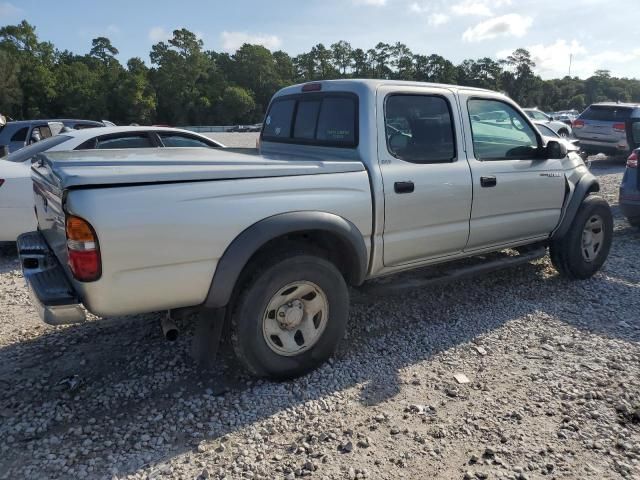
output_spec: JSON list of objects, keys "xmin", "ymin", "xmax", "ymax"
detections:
[
  {"xmin": 559, "ymin": 131, "xmax": 568, "ymax": 137},
  {"xmin": 262, "ymin": 281, "xmax": 329, "ymax": 357},
  {"xmin": 581, "ymin": 214, "xmax": 605, "ymax": 262}
]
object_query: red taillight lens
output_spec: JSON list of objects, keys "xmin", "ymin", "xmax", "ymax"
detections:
[
  {"xmin": 573, "ymin": 120, "xmax": 585, "ymax": 128},
  {"xmin": 627, "ymin": 151, "xmax": 638, "ymax": 168},
  {"xmin": 613, "ymin": 123, "xmax": 626, "ymax": 132},
  {"xmin": 65, "ymin": 215, "xmax": 101, "ymax": 281}
]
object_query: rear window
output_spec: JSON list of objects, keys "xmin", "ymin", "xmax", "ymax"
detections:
[
  {"xmin": 262, "ymin": 93, "xmax": 358, "ymax": 147},
  {"xmin": 580, "ymin": 106, "xmax": 633, "ymax": 122}
]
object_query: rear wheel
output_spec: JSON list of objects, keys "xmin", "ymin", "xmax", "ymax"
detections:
[
  {"xmin": 231, "ymin": 252, "xmax": 349, "ymax": 379},
  {"xmin": 558, "ymin": 128, "xmax": 569, "ymax": 138},
  {"xmin": 550, "ymin": 195, "xmax": 613, "ymax": 279}
]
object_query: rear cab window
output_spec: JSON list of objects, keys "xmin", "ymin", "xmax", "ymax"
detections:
[{"xmin": 262, "ymin": 93, "xmax": 358, "ymax": 147}]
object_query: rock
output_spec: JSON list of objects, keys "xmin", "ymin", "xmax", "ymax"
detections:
[{"xmin": 454, "ymin": 373, "xmax": 470, "ymax": 384}]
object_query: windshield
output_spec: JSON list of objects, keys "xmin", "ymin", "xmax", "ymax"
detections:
[{"xmin": 5, "ymin": 135, "xmax": 71, "ymax": 163}]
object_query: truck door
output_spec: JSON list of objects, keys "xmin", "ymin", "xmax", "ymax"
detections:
[
  {"xmin": 377, "ymin": 86, "xmax": 473, "ymax": 266},
  {"xmin": 460, "ymin": 94, "xmax": 565, "ymax": 250}
]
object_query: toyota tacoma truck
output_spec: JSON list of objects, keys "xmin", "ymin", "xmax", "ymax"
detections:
[{"xmin": 17, "ymin": 80, "xmax": 613, "ymax": 379}]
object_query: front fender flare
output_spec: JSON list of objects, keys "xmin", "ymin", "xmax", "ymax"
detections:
[
  {"xmin": 551, "ymin": 172, "xmax": 600, "ymax": 240},
  {"xmin": 204, "ymin": 211, "xmax": 368, "ymax": 308}
]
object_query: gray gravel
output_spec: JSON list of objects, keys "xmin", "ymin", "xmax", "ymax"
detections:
[{"xmin": 0, "ymin": 155, "xmax": 639, "ymax": 479}]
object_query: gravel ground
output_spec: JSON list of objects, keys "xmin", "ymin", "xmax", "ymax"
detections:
[{"xmin": 0, "ymin": 155, "xmax": 639, "ymax": 480}]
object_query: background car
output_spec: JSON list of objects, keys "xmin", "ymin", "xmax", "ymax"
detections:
[
  {"xmin": 534, "ymin": 121, "xmax": 580, "ymax": 149},
  {"xmin": 619, "ymin": 148, "xmax": 640, "ymax": 228},
  {"xmin": 0, "ymin": 119, "xmax": 107, "ymax": 154},
  {"xmin": 523, "ymin": 108, "xmax": 573, "ymax": 137},
  {"xmin": 573, "ymin": 102, "xmax": 640, "ymax": 158},
  {"xmin": 0, "ymin": 126, "xmax": 224, "ymax": 242}
]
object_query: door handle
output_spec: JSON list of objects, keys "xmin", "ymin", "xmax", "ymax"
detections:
[
  {"xmin": 480, "ymin": 176, "xmax": 497, "ymax": 188},
  {"xmin": 394, "ymin": 181, "xmax": 414, "ymax": 194}
]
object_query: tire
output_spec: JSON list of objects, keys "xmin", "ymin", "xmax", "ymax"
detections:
[
  {"xmin": 558, "ymin": 129, "xmax": 569, "ymax": 138},
  {"xmin": 230, "ymin": 251, "xmax": 349, "ymax": 379},
  {"xmin": 550, "ymin": 195, "xmax": 613, "ymax": 280}
]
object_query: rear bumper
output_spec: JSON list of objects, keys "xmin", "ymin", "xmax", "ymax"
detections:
[
  {"xmin": 17, "ymin": 231, "xmax": 86, "ymax": 325},
  {"xmin": 578, "ymin": 139, "xmax": 629, "ymax": 154}
]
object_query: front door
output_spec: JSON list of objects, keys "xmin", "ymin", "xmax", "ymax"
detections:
[
  {"xmin": 378, "ymin": 86, "xmax": 473, "ymax": 266},
  {"xmin": 461, "ymin": 95, "xmax": 565, "ymax": 250}
]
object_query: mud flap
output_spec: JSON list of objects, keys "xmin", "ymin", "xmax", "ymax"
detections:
[{"xmin": 191, "ymin": 307, "xmax": 226, "ymax": 369}]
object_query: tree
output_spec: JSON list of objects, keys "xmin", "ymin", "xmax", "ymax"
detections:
[
  {"xmin": 0, "ymin": 49, "xmax": 21, "ymax": 115},
  {"xmin": 218, "ymin": 86, "xmax": 255, "ymax": 123},
  {"xmin": 89, "ymin": 37, "xmax": 119, "ymax": 63},
  {"xmin": 331, "ymin": 40, "xmax": 353, "ymax": 76}
]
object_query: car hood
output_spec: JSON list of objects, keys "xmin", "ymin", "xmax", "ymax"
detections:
[{"xmin": 31, "ymin": 147, "xmax": 365, "ymax": 190}]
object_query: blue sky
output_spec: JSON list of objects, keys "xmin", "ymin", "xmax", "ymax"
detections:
[{"xmin": 1, "ymin": 0, "xmax": 639, "ymax": 79}]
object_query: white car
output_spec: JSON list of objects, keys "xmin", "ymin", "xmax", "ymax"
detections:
[
  {"xmin": 0, "ymin": 127, "xmax": 224, "ymax": 242},
  {"xmin": 523, "ymin": 108, "xmax": 573, "ymax": 138}
]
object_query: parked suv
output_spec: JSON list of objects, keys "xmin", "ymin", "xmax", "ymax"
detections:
[{"xmin": 573, "ymin": 103, "xmax": 640, "ymax": 157}]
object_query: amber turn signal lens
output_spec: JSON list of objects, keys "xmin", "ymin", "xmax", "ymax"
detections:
[{"xmin": 66, "ymin": 216, "xmax": 96, "ymax": 242}]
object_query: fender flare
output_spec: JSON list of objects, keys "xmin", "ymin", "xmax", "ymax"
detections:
[
  {"xmin": 552, "ymin": 172, "xmax": 600, "ymax": 240},
  {"xmin": 204, "ymin": 211, "xmax": 368, "ymax": 308}
]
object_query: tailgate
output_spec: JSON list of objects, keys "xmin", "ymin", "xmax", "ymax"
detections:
[
  {"xmin": 31, "ymin": 158, "xmax": 70, "ymax": 270},
  {"xmin": 577, "ymin": 120, "xmax": 622, "ymax": 143}
]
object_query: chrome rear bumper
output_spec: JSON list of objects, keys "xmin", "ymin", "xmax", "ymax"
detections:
[{"xmin": 17, "ymin": 231, "xmax": 86, "ymax": 325}]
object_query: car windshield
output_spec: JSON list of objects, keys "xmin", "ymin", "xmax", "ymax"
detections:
[
  {"xmin": 4, "ymin": 135, "xmax": 72, "ymax": 163},
  {"xmin": 581, "ymin": 106, "xmax": 633, "ymax": 121}
]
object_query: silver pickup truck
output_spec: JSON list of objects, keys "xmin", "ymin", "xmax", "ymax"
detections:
[{"xmin": 17, "ymin": 79, "xmax": 613, "ymax": 379}]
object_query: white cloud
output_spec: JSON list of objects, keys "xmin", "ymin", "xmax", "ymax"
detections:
[
  {"xmin": 499, "ymin": 39, "xmax": 640, "ymax": 79},
  {"xmin": 220, "ymin": 31, "xmax": 282, "ymax": 52},
  {"xmin": 148, "ymin": 26, "xmax": 172, "ymax": 43},
  {"xmin": 428, "ymin": 13, "xmax": 450, "ymax": 26},
  {"xmin": 0, "ymin": 2, "xmax": 21, "ymax": 18},
  {"xmin": 451, "ymin": 0, "xmax": 511, "ymax": 16},
  {"xmin": 353, "ymin": 0, "xmax": 387, "ymax": 5},
  {"xmin": 462, "ymin": 13, "xmax": 532, "ymax": 42}
]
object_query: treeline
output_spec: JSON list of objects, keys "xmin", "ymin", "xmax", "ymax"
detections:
[{"xmin": 1, "ymin": 21, "xmax": 640, "ymax": 126}]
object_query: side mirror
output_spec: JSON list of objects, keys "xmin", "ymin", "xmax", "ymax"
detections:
[
  {"xmin": 0, "ymin": 114, "xmax": 6, "ymax": 127},
  {"xmin": 0, "ymin": 145, "xmax": 8, "ymax": 158},
  {"xmin": 546, "ymin": 140, "xmax": 568, "ymax": 159}
]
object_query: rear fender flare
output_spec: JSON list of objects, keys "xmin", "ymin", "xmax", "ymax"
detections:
[{"xmin": 204, "ymin": 211, "xmax": 368, "ymax": 308}]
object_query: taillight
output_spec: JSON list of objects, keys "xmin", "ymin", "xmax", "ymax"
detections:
[
  {"xmin": 573, "ymin": 119, "xmax": 585, "ymax": 128},
  {"xmin": 613, "ymin": 123, "xmax": 626, "ymax": 132},
  {"xmin": 627, "ymin": 151, "xmax": 638, "ymax": 169},
  {"xmin": 66, "ymin": 215, "xmax": 101, "ymax": 281}
]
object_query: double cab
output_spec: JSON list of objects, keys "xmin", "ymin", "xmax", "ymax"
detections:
[{"xmin": 18, "ymin": 80, "xmax": 613, "ymax": 379}]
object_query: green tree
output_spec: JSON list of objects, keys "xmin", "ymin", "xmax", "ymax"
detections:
[
  {"xmin": 0, "ymin": 49, "xmax": 22, "ymax": 115},
  {"xmin": 218, "ymin": 86, "xmax": 255, "ymax": 123}
]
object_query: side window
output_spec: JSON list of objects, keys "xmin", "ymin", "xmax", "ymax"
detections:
[
  {"xmin": 95, "ymin": 134, "xmax": 154, "ymax": 149},
  {"xmin": 385, "ymin": 94, "xmax": 456, "ymax": 163},
  {"xmin": 159, "ymin": 133, "xmax": 216, "ymax": 148},
  {"xmin": 263, "ymin": 99, "xmax": 295, "ymax": 139},
  {"xmin": 38, "ymin": 126, "xmax": 52, "ymax": 138},
  {"xmin": 468, "ymin": 99, "xmax": 539, "ymax": 161},
  {"xmin": 10, "ymin": 127, "xmax": 28, "ymax": 142}
]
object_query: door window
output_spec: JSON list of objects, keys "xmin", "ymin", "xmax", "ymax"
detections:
[
  {"xmin": 158, "ymin": 133, "xmax": 217, "ymax": 148},
  {"xmin": 95, "ymin": 134, "xmax": 154, "ymax": 149},
  {"xmin": 10, "ymin": 127, "xmax": 28, "ymax": 142},
  {"xmin": 385, "ymin": 94, "xmax": 456, "ymax": 163},
  {"xmin": 468, "ymin": 99, "xmax": 539, "ymax": 160}
]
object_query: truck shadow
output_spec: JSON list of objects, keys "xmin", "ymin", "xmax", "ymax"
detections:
[{"xmin": 0, "ymin": 227, "xmax": 638, "ymax": 478}]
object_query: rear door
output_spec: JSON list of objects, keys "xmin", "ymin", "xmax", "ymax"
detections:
[
  {"xmin": 460, "ymin": 94, "xmax": 565, "ymax": 250},
  {"xmin": 377, "ymin": 85, "xmax": 472, "ymax": 266}
]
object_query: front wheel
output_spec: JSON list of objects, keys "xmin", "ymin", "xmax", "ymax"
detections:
[
  {"xmin": 231, "ymin": 252, "xmax": 349, "ymax": 379},
  {"xmin": 550, "ymin": 195, "xmax": 613, "ymax": 279}
]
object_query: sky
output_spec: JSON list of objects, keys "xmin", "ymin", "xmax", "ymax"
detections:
[{"xmin": 1, "ymin": 0, "xmax": 639, "ymax": 80}]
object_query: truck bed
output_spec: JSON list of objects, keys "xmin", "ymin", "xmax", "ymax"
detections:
[{"xmin": 32, "ymin": 147, "xmax": 365, "ymax": 190}]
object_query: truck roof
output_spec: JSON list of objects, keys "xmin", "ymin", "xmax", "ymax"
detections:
[{"xmin": 274, "ymin": 78, "xmax": 499, "ymax": 99}]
